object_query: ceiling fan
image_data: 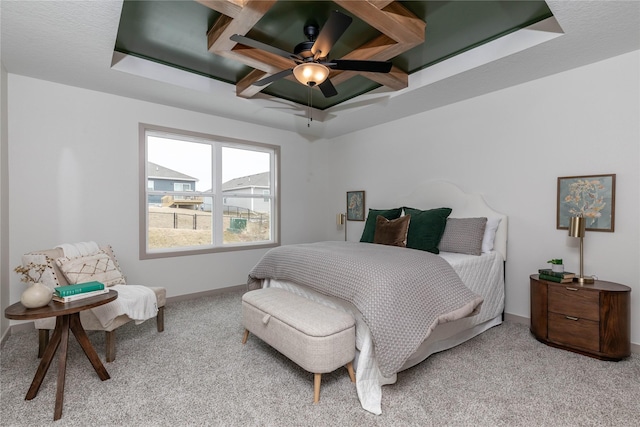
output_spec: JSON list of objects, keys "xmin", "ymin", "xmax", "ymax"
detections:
[{"xmin": 230, "ymin": 10, "xmax": 393, "ymax": 98}]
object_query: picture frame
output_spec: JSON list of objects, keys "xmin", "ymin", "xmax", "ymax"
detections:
[
  {"xmin": 557, "ymin": 174, "xmax": 616, "ymax": 232},
  {"xmin": 346, "ymin": 191, "xmax": 365, "ymax": 221}
]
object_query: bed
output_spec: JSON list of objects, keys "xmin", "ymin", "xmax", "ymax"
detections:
[{"xmin": 248, "ymin": 181, "xmax": 507, "ymax": 414}]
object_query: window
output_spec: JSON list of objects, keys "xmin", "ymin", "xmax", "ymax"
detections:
[
  {"xmin": 173, "ymin": 182, "xmax": 192, "ymax": 191},
  {"xmin": 139, "ymin": 123, "xmax": 280, "ymax": 259}
]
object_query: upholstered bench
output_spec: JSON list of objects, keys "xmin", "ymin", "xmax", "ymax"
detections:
[{"xmin": 241, "ymin": 287, "xmax": 356, "ymax": 403}]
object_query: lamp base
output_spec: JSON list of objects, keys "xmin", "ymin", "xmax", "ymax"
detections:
[{"xmin": 574, "ymin": 276, "xmax": 595, "ymax": 285}]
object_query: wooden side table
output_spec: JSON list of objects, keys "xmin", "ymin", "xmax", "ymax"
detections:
[
  {"xmin": 4, "ymin": 290, "xmax": 118, "ymax": 420},
  {"xmin": 530, "ymin": 275, "xmax": 631, "ymax": 360}
]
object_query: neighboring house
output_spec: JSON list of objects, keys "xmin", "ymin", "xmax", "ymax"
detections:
[
  {"xmin": 147, "ymin": 161, "xmax": 200, "ymax": 208},
  {"xmin": 221, "ymin": 172, "xmax": 270, "ymax": 214}
]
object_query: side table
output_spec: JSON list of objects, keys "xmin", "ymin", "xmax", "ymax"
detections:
[
  {"xmin": 530, "ymin": 275, "xmax": 631, "ymax": 360},
  {"xmin": 4, "ymin": 290, "xmax": 117, "ymax": 420}
]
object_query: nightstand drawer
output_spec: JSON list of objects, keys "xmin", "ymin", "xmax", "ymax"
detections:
[
  {"xmin": 548, "ymin": 312, "xmax": 599, "ymax": 352},
  {"xmin": 548, "ymin": 286, "xmax": 599, "ymax": 321}
]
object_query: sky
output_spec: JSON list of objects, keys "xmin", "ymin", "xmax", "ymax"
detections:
[{"xmin": 148, "ymin": 135, "xmax": 270, "ymax": 191}]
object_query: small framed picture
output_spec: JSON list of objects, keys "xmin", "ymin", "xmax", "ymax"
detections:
[
  {"xmin": 346, "ymin": 191, "xmax": 365, "ymax": 221},
  {"xmin": 557, "ymin": 174, "xmax": 615, "ymax": 232}
]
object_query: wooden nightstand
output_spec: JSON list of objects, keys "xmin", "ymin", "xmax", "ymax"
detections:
[{"xmin": 530, "ymin": 274, "xmax": 631, "ymax": 360}]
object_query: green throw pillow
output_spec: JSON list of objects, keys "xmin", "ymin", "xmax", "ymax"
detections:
[
  {"xmin": 403, "ymin": 207, "xmax": 453, "ymax": 254},
  {"xmin": 360, "ymin": 208, "xmax": 403, "ymax": 243}
]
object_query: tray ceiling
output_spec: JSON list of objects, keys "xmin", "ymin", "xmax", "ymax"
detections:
[{"xmin": 114, "ymin": 0, "xmax": 553, "ymax": 110}]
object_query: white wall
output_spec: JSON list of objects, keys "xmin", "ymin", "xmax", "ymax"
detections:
[
  {"xmin": 7, "ymin": 76, "xmax": 319, "ymax": 302},
  {"xmin": 316, "ymin": 50, "xmax": 640, "ymax": 345},
  {"xmin": 1, "ymin": 61, "xmax": 9, "ymax": 338}
]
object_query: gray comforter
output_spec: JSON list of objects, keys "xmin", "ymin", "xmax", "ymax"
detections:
[{"xmin": 247, "ymin": 241, "xmax": 484, "ymax": 377}]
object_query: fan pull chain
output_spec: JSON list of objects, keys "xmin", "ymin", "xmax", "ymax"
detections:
[{"xmin": 307, "ymin": 85, "xmax": 313, "ymax": 127}]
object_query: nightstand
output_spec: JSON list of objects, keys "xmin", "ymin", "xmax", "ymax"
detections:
[{"xmin": 530, "ymin": 274, "xmax": 631, "ymax": 360}]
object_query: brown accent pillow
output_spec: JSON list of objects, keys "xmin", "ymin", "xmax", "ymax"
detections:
[{"xmin": 373, "ymin": 214, "xmax": 411, "ymax": 247}]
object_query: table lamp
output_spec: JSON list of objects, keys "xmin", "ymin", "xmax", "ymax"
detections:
[
  {"xmin": 337, "ymin": 213, "xmax": 347, "ymax": 241},
  {"xmin": 568, "ymin": 215, "xmax": 594, "ymax": 284}
]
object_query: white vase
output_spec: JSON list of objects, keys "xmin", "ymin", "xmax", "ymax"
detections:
[
  {"xmin": 551, "ymin": 264, "xmax": 564, "ymax": 273},
  {"xmin": 21, "ymin": 282, "xmax": 53, "ymax": 308}
]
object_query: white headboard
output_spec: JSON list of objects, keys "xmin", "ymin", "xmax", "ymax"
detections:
[{"xmin": 396, "ymin": 181, "xmax": 508, "ymax": 261}]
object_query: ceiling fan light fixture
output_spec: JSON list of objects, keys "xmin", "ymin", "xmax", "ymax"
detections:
[{"xmin": 293, "ymin": 63, "xmax": 329, "ymax": 87}]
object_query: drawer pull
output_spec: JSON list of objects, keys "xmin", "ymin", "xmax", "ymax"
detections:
[
  {"xmin": 565, "ymin": 287, "xmax": 579, "ymax": 291},
  {"xmin": 565, "ymin": 316, "xmax": 579, "ymax": 321}
]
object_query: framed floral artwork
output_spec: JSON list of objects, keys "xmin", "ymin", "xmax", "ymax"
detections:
[
  {"xmin": 557, "ymin": 174, "xmax": 615, "ymax": 232},
  {"xmin": 346, "ymin": 191, "xmax": 365, "ymax": 221}
]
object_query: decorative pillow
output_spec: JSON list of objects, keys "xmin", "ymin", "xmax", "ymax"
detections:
[
  {"xmin": 482, "ymin": 217, "xmax": 502, "ymax": 253},
  {"xmin": 360, "ymin": 208, "xmax": 403, "ymax": 243},
  {"xmin": 100, "ymin": 245, "xmax": 124, "ymax": 273},
  {"xmin": 438, "ymin": 217, "xmax": 488, "ymax": 256},
  {"xmin": 373, "ymin": 214, "xmax": 411, "ymax": 247},
  {"xmin": 403, "ymin": 207, "xmax": 452, "ymax": 254},
  {"xmin": 55, "ymin": 252, "xmax": 126, "ymax": 286}
]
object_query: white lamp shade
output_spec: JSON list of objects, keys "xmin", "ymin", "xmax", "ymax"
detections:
[{"xmin": 293, "ymin": 63, "xmax": 330, "ymax": 86}]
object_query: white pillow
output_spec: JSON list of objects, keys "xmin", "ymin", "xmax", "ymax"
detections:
[
  {"xmin": 482, "ymin": 217, "xmax": 502, "ymax": 253},
  {"xmin": 56, "ymin": 252, "xmax": 126, "ymax": 286}
]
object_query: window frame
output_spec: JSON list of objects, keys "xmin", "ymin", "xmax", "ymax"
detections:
[{"xmin": 139, "ymin": 123, "xmax": 280, "ymax": 259}]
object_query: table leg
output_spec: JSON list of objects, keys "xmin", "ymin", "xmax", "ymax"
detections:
[
  {"xmin": 53, "ymin": 316, "xmax": 70, "ymax": 420},
  {"xmin": 69, "ymin": 313, "xmax": 110, "ymax": 380},
  {"xmin": 25, "ymin": 315, "xmax": 65, "ymax": 400}
]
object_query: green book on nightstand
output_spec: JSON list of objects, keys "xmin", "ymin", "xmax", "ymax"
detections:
[
  {"xmin": 538, "ymin": 269, "xmax": 576, "ymax": 279},
  {"xmin": 538, "ymin": 273, "xmax": 573, "ymax": 283}
]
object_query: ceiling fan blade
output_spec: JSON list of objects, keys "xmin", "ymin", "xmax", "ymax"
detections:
[
  {"xmin": 253, "ymin": 69, "xmax": 293, "ymax": 86},
  {"xmin": 318, "ymin": 78, "xmax": 338, "ymax": 98},
  {"xmin": 328, "ymin": 59, "xmax": 393, "ymax": 73},
  {"xmin": 311, "ymin": 11, "xmax": 352, "ymax": 59},
  {"xmin": 230, "ymin": 34, "xmax": 301, "ymax": 61}
]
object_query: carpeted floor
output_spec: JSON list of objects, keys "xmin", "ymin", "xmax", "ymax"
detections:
[{"xmin": 1, "ymin": 289, "xmax": 638, "ymax": 426}]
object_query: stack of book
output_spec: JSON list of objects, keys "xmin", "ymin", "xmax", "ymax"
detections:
[
  {"xmin": 53, "ymin": 281, "xmax": 108, "ymax": 303},
  {"xmin": 538, "ymin": 269, "xmax": 576, "ymax": 283}
]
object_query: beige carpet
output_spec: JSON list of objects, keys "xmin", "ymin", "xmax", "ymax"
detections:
[{"xmin": 1, "ymin": 289, "xmax": 638, "ymax": 426}]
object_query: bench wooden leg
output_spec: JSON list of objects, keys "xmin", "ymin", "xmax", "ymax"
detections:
[
  {"xmin": 346, "ymin": 362, "xmax": 356, "ymax": 382},
  {"xmin": 156, "ymin": 306, "xmax": 165, "ymax": 332},
  {"xmin": 313, "ymin": 373, "xmax": 322, "ymax": 403},
  {"xmin": 242, "ymin": 329, "xmax": 250, "ymax": 344},
  {"xmin": 38, "ymin": 329, "xmax": 50, "ymax": 358},
  {"xmin": 105, "ymin": 331, "xmax": 116, "ymax": 363}
]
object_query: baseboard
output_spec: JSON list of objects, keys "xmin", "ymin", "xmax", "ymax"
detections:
[
  {"xmin": 165, "ymin": 284, "xmax": 245, "ymax": 304},
  {"xmin": 503, "ymin": 312, "xmax": 639, "ymax": 355},
  {"xmin": 504, "ymin": 312, "xmax": 529, "ymax": 325},
  {"xmin": 0, "ymin": 321, "xmax": 34, "ymax": 349},
  {"xmin": 0, "ymin": 327, "xmax": 9, "ymax": 348}
]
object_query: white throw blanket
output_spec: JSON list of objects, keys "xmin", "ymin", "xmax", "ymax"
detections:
[
  {"xmin": 55, "ymin": 241, "xmax": 100, "ymax": 258},
  {"xmin": 91, "ymin": 285, "xmax": 158, "ymax": 328}
]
